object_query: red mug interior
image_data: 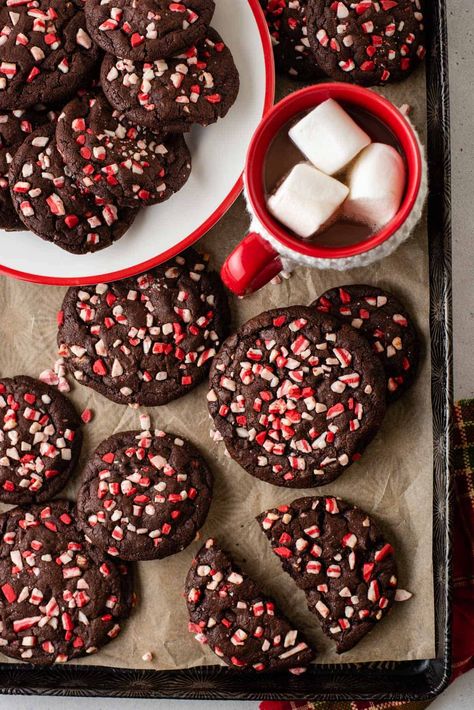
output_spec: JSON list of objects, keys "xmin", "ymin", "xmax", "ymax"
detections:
[
  {"xmin": 221, "ymin": 83, "xmax": 423, "ymax": 296},
  {"xmin": 247, "ymin": 83, "xmax": 422, "ymax": 258}
]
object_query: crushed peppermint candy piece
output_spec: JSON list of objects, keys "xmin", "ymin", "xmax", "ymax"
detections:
[
  {"xmin": 185, "ymin": 538, "xmax": 316, "ymax": 671},
  {"xmin": 258, "ymin": 496, "xmax": 400, "ymax": 653}
]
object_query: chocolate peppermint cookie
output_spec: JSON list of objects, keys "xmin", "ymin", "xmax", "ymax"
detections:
[
  {"xmin": 307, "ymin": 0, "xmax": 426, "ymax": 85},
  {"xmin": 186, "ymin": 538, "xmax": 316, "ymax": 672},
  {"xmin": 0, "ymin": 110, "xmax": 35, "ymax": 230},
  {"xmin": 312, "ymin": 285, "xmax": 420, "ymax": 401},
  {"xmin": 0, "ymin": 500, "xmax": 132, "ymax": 664},
  {"xmin": 56, "ymin": 92, "xmax": 192, "ymax": 207},
  {"xmin": 208, "ymin": 306, "xmax": 386, "ymax": 488},
  {"xmin": 0, "ymin": 1, "xmax": 100, "ymax": 110},
  {"xmin": 101, "ymin": 27, "xmax": 239, "ymax": 134},
  {"xmin": 58, "ymin": 249, "xmax": 230, "ymax": 406},
  {"xmin": 77, "ymin": 430, "xmax": 213, "ymax": 561},
  {"xmin": 0, "ymin": 376, "xmax": 82, "ymax": 505},
  {"xmin": 260, "ymin": 0, "xmax": 325, "ymax": 80},
  {"xmin": 9, "ymin": 125, "xmax": 137, "ymax": 254},
  {"xmin": 258, "ymin": 496, "xmax": 399, "ymax": 653},
  {"xmin": 85, "ymin": 0, "xmax": 215, "ymax": 61}
]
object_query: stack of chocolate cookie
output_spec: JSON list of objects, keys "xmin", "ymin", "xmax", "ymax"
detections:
[
  {"xmin": 260, "ymin": 0, "xmax": 426, "ymax": 84},
  {"xmin": 1, "ymin": 0, "xmax": 239, "ymax": 255}
]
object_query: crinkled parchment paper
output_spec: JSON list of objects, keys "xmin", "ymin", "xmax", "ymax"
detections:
[{"xmin": 0, "ymin": 66, "xmax": 435, "ymax": 668}]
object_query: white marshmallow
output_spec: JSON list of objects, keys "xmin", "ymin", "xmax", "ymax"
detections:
[
  {"xmin": 289, "ymin": 98, "xmax": 371, "ymax": 175},
  {"xmin": 267, "ymin": 162, "xmax": 349, "ymax": 239},
  {"xmin": 342, "ymin": 143, "xmax": 406, "ymax": 230}
]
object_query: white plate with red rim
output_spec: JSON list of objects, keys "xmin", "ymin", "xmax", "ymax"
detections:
[{"xmin": 0, "ymin": 0, "xmax": 274, "ymax": 285}]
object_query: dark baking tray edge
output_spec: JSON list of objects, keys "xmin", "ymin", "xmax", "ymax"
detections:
[{"xmin": 0, "ymin": 0, "xmax": 453, "ymax": 700}]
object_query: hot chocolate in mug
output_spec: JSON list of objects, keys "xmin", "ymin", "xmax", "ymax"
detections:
[{"xmin": 221, "ymin": 84, "xmax": 427, "ymax": 296}]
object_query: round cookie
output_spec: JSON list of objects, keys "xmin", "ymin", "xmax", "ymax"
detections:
[
  {"xmin": 85, "ymin": 0, "xmax": 215, "ymax": 61},
  {"xmin": 208, "ymin": 306, "xmax": 386, "ymax": 488},
  {"xmin": 77, "ymin": 430, "xmax": 213, "ymax": 561},
  {"xmin": 0, "ymin": 1, "xmax": 100, "ymax": 110},
  {"xmin": 0, "ymin": 376, "xmax": 82, "ymax": 505},
  {"xmin": 312, "ymin": 285, "xmax": 420, "ymax": 401},
  {"xmin": 306, "ymin": 0, "xmax": 426, "ymax": 86},
  {"xmin": 257, "ymin": 496, "xmax": 399, "ymax": 653},
  {"xmin": 101, "ymin": 27, "xmax": 240, "ymax": 134},
  {"xmin": 186, "ymin": 538, "xmax": 317, "ymax": 672},
  {"xmin": 56, "ymin": 92, "xmax": 192, "ymax": 207},
  {"xmin": 0, "ymin": 110, "xmax": 35, "ymax": 230},
  {"xmin": 57, "ymin": 249, "xmax": 230, "ymax": 406},
  {"xmin": 9, "ymin": 124, "xmax": 137, "ymax": 254},
  {"xmin": 0, "ymin": 500, "xmax": 133, "ymax": 664},
  {"xmin": 260, "ymin": 0, "xmax": 325, "ymax": 80}
]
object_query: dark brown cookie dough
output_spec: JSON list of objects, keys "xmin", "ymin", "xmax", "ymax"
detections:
[
  {"xmin": 257, "ymin": 496, "xmax": 398, "ymax": 653},
  {"xmin": 312, "ymin": 285, "xmax": 420, "ymax": 401},
  {"xmin": 101, "ymin": 27, "xmax": 240, "ymax": 134},
  {"xmin": 0, "ymin": 376, "xmax": 82, "ymax": 505},
  {"xmin": 57, "ymin": 249, "xmax": 230, "ymax": 406},
  {"xmin": 77, "ymin": 430, "xmax": 213, "ymax": 561},
  {"xmin": 56, "ymin": 91, "xmax": 192, "ymax": 207},
  {"xmin": 260, "ymin": 0, "xmax": 325, "ymax": 80},
  {"xmin": 186, "ymin": 537, "xmax": 317, "ymax": 672},
  {"xmin": 0, "ymin": 110, "xmax": 35, "ymax": 230},
  {"xmin": 306, "ymin": 0, "xmax": 426, "ymax": 86},
  {"xmin": 0, "ymin": 500, "xmax": 133, "ymax": 664},
  {"xmin": 9, "ymin": 124, "xmax": 137, "ymax": 254},
  {"xmin": 208, "ymin": 306, "xmax": 386, "ymax": 488},
  {"xmin": 85, "ymin": 0, "xmax": 215, "ymax": 61},
  {"xmin": 0, "ymin": 1, "xmax": 100, "ymax": 110}
]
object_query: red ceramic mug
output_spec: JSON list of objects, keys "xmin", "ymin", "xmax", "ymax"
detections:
[{"xmin": 221, "ymin": 83, "xmax": 424, "ymax": 296}]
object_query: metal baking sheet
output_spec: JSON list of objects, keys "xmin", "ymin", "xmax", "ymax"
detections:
[{"xmin": 0, "ymin": 0, "xmax": 452, "ymax": 700}]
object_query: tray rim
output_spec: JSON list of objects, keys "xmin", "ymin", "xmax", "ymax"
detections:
[{"xmin": 0, "ymin": 0, "xmax": 453, "ymax": 701}]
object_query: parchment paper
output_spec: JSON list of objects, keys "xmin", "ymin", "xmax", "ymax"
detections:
[{"xmin": 0, "ymin": 64, "xmax": 435, "ymax": 668}]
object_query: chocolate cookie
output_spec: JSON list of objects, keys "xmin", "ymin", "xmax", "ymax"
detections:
[
  {"xmin": 312, "ymin": 285, "xmax": 420, "ymax": 401},
  {"xmin": 257, "ymin": 496, "xmax": 398, "ymax": 653},
  {"xmin": 77, "ymin": 430, "xmax": 213, "ymax": 561},
  {"xmin": 101, "ymin": 27, "xmax": 240, "ymax": 134},
  {"xmin": 0, "ymin": 1, "xmax": 100, "ymax": 110},
  {"xmin": 306, "ymin": 0, "xmax": 426, "ymax": 85},
  {"xmin": 0, "ymin": 110, "xmax": 35, "ymax": 230},
  {"xmin": 186, "ymin": 538, "xmax": 316, "ymax": 672},
  {"xmin": 0, "ymin": 376, "xmax": 82, "ymax": 505},
  {"xmin": 9, "ymin": 125, "xmax": 137, "ymax": 254},
  {"xmin": 208, "ymin": 306, "xmax": 386, "ymax": 488},
  {"xmin": 58, "ymin": 249, "xmax": 230, "ymax": 406},
  {"xmin": 85, "ymin": 0, "xmax": 215, "ymax": 61},
  {"xmin": 56, "ymin": 92, "xmax": 192, "ymax": 207},
  {"xmin": 0, "ymin": 500, "xmax": 133, "ymax": 664},
  {"xmin": 260, "ymin": 0, "xmax": 325, "ymax": 80}
]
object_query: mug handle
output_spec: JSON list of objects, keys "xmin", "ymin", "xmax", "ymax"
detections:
[{"xmin": 220, "ymin": 232, "xmax": 283, "ymax": 296}]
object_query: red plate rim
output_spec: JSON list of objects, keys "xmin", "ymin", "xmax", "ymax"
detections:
[{"xmin": 0, "ymin": 0, "xmax": 275, "ymax": 287}]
